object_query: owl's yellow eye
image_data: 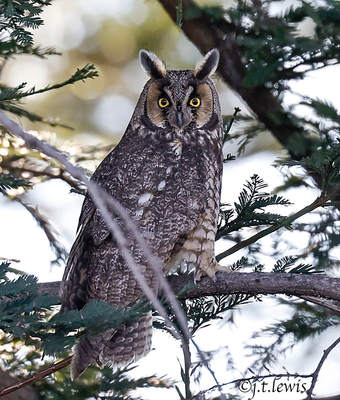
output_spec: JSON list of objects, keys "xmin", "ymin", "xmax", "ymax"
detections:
[
  {"xmin": 158, "ymin": 98, "xmax": 170, "ymax": 108},
  {"xmin": 189, "ymin": 97, "xmax": 201, "ymax": 107}
]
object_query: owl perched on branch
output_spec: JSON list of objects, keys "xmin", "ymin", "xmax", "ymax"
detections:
[{"xmin": 61, "ymin": 49, "xmax": 224, "ymax": 380}]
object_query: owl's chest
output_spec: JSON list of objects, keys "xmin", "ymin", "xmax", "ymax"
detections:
[
  {"xmin": 121, "ymin": 136, "xmax": 211, "ymax": 180},
  {"xmin": 107, "ymin": 132, "xmax": 222, "ymax": 216},
  {"xmin": 151, "ymin": 138, "xmax": 217, "ymax": 190}
]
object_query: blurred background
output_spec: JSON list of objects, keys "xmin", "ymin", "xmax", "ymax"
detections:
[{"xmin": 1, "ymin": 0, "xmax": 340, "ymax": 398}]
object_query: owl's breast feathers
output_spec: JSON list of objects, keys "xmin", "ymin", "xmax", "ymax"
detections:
[
  {"xmin": 80, "ymin": 124, "xmax": 221, "ymax": 250},
  {"xmin": 63, "ymin": 125, "xmax": 222, "ymax": 304}
]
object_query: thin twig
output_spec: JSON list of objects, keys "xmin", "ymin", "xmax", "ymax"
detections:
[
  {"xmin": 10, "ymin": 195, "xmax": 68, "ymax": 262},
  {"xmin": 305, "ymin": 336, "xmax": 340, "ymax": 399},
  {"xmin": 299, "ymin": 296, "xmax": 340, "ymax": 314},
  {"xmin": 223, "ymin": 107, "xmax": 241, "ymax": 144},
  {"xmin": 216, "ymin": 196, "xmax": 327, "ymax": 262},
  {"xmin": 0, "ymin": 356, "xmax": 72, "ymax": 398},
  {"xmin": 191, "ymin": 339, "xmax": 226, "ymax": 400}
]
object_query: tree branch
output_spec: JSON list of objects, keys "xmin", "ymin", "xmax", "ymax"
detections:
[
  {"xmin": 37, "ymin": 272, "xmax": 340, "ymax": 303},
  {"xmin": 299, "ymin": 296, "xmax": 340, "ymax": 314},
  {"xmin": 216, "ymin": 196, "xmax": 327, "ymax": 262},
  {"xmin": 0, "ymin": 356, "xmax": 72, "ymax": 398},
  {"xmin": 304, "ymin": 336, "xmax": 340, "ymax": 400}
]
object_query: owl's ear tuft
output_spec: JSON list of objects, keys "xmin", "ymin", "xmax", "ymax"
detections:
[
  {"xmin": 139, "ymin": 50, "xmax": 167, "ymax": 79},
  {"xmin": 195, "ymin": 49, "xmax": 220, "ymax": 80}
]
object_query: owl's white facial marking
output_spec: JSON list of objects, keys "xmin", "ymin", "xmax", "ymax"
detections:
[{"xmin": 164, "ymin": 86, "xmax": 194, "ymax": 130}]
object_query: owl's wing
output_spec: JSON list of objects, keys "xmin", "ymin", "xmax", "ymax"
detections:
[{"xmin": 62, "ymin": 130, "xmax": 211, "ymax": 305}]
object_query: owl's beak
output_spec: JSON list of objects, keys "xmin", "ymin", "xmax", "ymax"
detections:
[{"xmin": 175, "ymin": 111, "xmax": 184, "ymax": 128}]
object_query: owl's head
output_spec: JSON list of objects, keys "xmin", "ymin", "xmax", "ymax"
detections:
[{"xmin": 138, "ymin": 49, "xmax": 220, "ymax": 132}]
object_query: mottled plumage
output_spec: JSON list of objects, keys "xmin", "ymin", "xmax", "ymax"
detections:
[{"xmin": 61, "ymin": 49, "xmax": 224, "ymax": 380}]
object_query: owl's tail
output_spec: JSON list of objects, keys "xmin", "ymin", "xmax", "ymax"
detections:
[{"xmin": 70, "ymin": 311, "xmax": 153, "ymax": 380}]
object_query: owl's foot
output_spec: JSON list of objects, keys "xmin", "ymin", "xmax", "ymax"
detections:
[{"xmin": 194, "ymin": 260, "xmax": 232, "ymax": 282}]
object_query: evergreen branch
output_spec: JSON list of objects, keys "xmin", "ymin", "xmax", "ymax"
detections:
[
  {"xmin": 223, "ymin": 106, "xmax": 241, "ymax": 144},
  {"xmin": 0, "ymin": 356, "xmax": 170, "ymax": 399},
  {"xmin": 216, "ymin": 195, "xmax": 327, "ymax": 262},
  {"xmin": 0, "ymin": 174, "xmax": 30, "ymax": 190},
  {"xmin": 0, "ymin": 161, "xmax": 86, "ymax": 194},
  {"xmin": 305, "ymin": 336, "xmax": 340, "ymax": 400},
  {"xmin": 0, "ymin": 102, "xmax": 73, "ymax": 129},
  {"xmin": 0, "ymin": 41, "xmax": 60, "ymax": 59},
  {"xmin": 0, "ymin": 356, "xmax": 72, "ymax": 398},
  {"xmin": 217, "ymin": 175, "xmax": 291, "ymax": 239},
  {"xmin": 0, "ymin": 1, "xmax": 52, "ymax": 46},
  {"xmin": 1, "ymin": 64, "xmax": 98, "ymax": 101}
]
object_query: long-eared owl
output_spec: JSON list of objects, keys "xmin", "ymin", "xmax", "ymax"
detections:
[{"xmin": 61, "ymin": 49, "xmax": 224, "ymax": 380}]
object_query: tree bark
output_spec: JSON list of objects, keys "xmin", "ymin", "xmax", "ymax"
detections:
[{"xmin": 40, "ymin": 272, "xmax": 340, "ymax": 303}]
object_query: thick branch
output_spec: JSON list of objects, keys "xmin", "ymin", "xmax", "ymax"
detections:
[{"xmin": 38, "ymin": 272, "xmax": 340, "ymax": 303}]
